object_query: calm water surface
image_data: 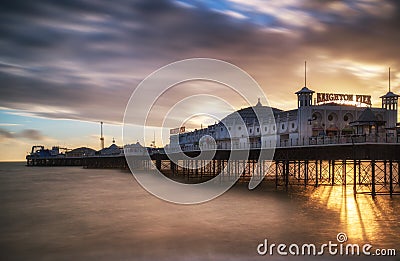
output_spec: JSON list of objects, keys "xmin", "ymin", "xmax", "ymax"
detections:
[{"xmin": 0, "ymin": 162, "xmax": 398, "ymax": 260}]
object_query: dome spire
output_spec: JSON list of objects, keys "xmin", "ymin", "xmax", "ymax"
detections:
[
  {"xmin": 256, "ymin": 97, "xmax": 262, "ymax": 106},
  {"xmin": 304, "ymin": 60, "xmax": 307, "ymax": 87}
]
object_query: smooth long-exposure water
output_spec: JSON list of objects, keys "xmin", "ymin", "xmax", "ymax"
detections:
[{"xmin": 0, "ymin": 162, "xmax": 398, "ymax": 260}]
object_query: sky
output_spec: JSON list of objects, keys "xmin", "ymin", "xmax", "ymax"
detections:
[{"xmin": 1, "ymin": 0, "xmax": 400, "ymax": 161}]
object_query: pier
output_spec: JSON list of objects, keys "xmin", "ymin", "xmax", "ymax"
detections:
[
  {"xmin": 25, "ymin": 81, "xmax": 400, "ymax": 197},
  {"xmin": 27, "ymin": 143, "xmax": 400, "ymax": 197}
]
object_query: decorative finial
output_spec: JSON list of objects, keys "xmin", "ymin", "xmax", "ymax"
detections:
[
  {"xmin": 112, "ymin": 137, "xmax": 115, "ymax": 144},
  {"xmin": 256, "ymin": 98, "xmax": 262, "ymax": 106}
]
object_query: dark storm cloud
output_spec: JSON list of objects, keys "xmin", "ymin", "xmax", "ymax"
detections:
[
  {"xmin": 0, "ymin": 0, "xmax": 278, "ymax": 123},
  {"xmin": 0, "ymin": 0, "xmax": 399, "ymax": 124},
  {"xmin": 0, "ymin": 70, "xmax": 87, "ymax": 106},
  {"xmin": 0, "ymin": 0, "xmax": 261, "ymax": 62},
  {"xmin": 299, "ymin": 0, "xmax": 400, "ymax": 62},
  {"xmin": 0, "ymin": 68, "xmax": 135, "ymax": 123},
  {"xmin": 303, "ymin": 0, "xmax": 400, "ymax": 60}
]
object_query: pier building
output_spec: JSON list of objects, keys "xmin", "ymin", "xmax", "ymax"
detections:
[{"xmin": 171, "ymin": 86, "xmax": 399, "ymax": 150}]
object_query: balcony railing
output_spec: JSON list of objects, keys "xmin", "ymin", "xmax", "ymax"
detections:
[
  {"xmin": 280, "ymin": 133, "xmax": 399, "ymax": 147},
  {"xmin": 174, "ymin": 133, "xmax": 399, "ymax": 152}
]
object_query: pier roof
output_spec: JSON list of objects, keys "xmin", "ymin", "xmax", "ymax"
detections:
[
  {"xmin": 351, "ymin": 107, "xmax": 385, "ymax": 126},
  {"xmin": 295, "ymin": 86, "xmax": 314, "ymax": 94},
  {"xmin": 222, "ymin": 105, "xmax": 282, "ymax": 124},
  {"xmin": 380, "ymin": 91, "xmax": 399, "ymax": 98}
]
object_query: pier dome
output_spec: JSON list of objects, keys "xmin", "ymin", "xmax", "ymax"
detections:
[{"xmin": 221, "ymin": 101, "xmax": 281, "ymax": 124}]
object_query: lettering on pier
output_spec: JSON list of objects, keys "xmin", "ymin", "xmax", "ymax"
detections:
[{"xmin": 316, "ymin": 93, "xmax": 371, "ymax": 106}]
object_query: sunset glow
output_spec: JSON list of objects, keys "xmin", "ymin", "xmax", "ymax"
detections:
[{"xmin": 1, "ymin": 0, "xmax": 399, "ymax": 161}]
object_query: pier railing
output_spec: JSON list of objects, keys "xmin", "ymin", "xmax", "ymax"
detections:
[
  {"xmin": 282, "ymin": 133, "xmax": 399, "ymax": 147},
  {"xmin": 174, "ymin": 133, "xmax": 399, "ymax": 152}
]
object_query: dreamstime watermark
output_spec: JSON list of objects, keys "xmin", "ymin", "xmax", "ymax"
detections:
[
  {"xmin": 257, "ymin": 232, "xmax": 396, "ymax": 256},
  {"xmin": 123, "ymin": 58, "xmax": 277, "ymax": 204}
]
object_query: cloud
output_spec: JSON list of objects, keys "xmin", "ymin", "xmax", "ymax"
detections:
[
  {"xmin": 214, "ymin": 9, "xmax": 248, "ymax": 20},
  {"xmin": 0, "ymin": 0, "xmax": 399, "ymax": 127},
  {"xmin": 19, "ymin": 129, "xmax": 45, "ymax": 140},
  {"xmin": 0, "ymin": 128, "xmax": 45, "ymax": 141},
  {"xmin": 0, "ymin": 123, "xmax": 21, "ymax": 126},
  {"xmin": 0, "ymin": 129, "xmax": 14, "ymax": 141}
]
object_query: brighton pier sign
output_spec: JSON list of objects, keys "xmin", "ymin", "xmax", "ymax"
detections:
[{"xmin": 316, "ymin": 93, "xmax": 372, "ymax": 106}]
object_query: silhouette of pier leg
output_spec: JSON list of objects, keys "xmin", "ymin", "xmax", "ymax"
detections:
[
  {"xmin": 353, "ymin": 160, "xmax": 357, "ymax": 196},
  {"xmin": 328, "ymin": 160, "xmax": 331, "ymax": 183},
  {"xmin": 371, "ymin": 160, "xmax": 376, "ymax": 197},
  {"xmin": 285, "ymin": 160, "xmax": 289, "ymax": 190},
  {"xmin": 304, "ymin": 160, "xmax": 308, "ymax": 187},
  {"xmin": 315, "ymin": 160, "xmax": 319, "ymax": 187},
  {"xmin": 275, "ymin": 160, "xmax": 279, "ymax": 188},
  {"xmin": 156, "ymin": 160, "xmax": 161, "ymax": 171},
  {"xmin": 343, "ymin": 160, "xmax": 346, "ymax": 186},
  {"xmin": 384, "ymin": 160, "xmax": 387, "ymax": 185},
  {"xmin": 389, "ymin": 160, "xmax": 393, "ymax": 197}
]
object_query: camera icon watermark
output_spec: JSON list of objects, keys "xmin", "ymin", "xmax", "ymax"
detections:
[{"xmin": 257, "ymin": 232, "xmax": 396, "ymax": 256}]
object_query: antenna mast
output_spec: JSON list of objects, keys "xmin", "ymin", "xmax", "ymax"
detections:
[
  {"xmin": 100, "ymin": 122, "xmax": 104, "ymax": 149},
  {"xmin": 389, "ymin": 67, "xmax": 391, "ymax": 92},
  {"xmin": 304, "ymin": 60, "xmax": 307, "ymax": 87}
]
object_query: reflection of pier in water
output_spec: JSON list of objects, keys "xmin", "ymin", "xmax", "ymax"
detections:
[{"xmin": 27, "ymin": 144, "xmax": 400, "ymax": 197}]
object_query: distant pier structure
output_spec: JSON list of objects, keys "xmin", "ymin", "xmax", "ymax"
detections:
[
  {"xmin": 100, "ymin": 121, "xmax": 105, "ymax": 150},
  {"xmin": 26, "ymin": 69, "xmax": 400, "ymax": 197}
]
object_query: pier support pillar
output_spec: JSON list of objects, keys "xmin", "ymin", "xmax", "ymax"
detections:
[
  {"xmin": 331, "ymin": 160, "xmax": 335, "ymax": 186},
  {"xmin": 170, "ymin": 160, "xmax": 176, "ymax": 175},
  {"xmin": 328, "ymin": 160, "xmax": 331, "ymax": 182},
  {"xmin": 389, "ymin": 160, "xmax": 393, "ymax": 197},
  {"xmin": 315, "ymin": 160, "xmax": 319, "ymax": 187},
  {"xmin": 371, "ymin": 160, "xmax": 376, "ymax": 197},
  {"xmin": 353, "ymin": 160, "xmax": 357, "ymax": 196},
  {"xmin": 275, "ymin": 160, "xmax": 278, "ymax": 188},
  {"xmin": 343, "ymin": 160, "xmax": 346, "ymax": 185},
  {"xmin": 285, "ymin": 160, "xmax": 289, "ymax": 189},
  {"xmin": 155, "ymin": 160, "xmax": 161, "ymax": 171},
  {"xmin": 383, "ymin": 160, "xmax": 387, "ymax": 185},
  {"xmin": 304, "ymin": 160, "xmax": 308, "ymax": 187}
]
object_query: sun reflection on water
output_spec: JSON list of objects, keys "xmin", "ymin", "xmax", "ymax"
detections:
[{"xmin": 309, "ymin": 185, "xmax": 391, "ymax": 245}]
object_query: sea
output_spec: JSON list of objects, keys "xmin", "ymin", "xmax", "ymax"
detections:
[{"xmin": 0, "ymin": 162, "xmax": 399, "ymax": 261}]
